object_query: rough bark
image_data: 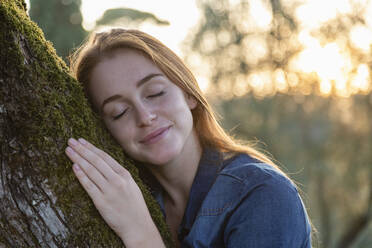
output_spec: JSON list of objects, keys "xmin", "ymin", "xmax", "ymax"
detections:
[{"xmin": 0, "ymin": 0, "xmax": 172, "ymax": 247}]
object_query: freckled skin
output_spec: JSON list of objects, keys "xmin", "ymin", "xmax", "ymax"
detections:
[{"xmin": 89, "ymin": 48, "xmax": 198, "ymax": 167}]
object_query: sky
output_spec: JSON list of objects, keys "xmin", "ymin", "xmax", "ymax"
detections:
[{"xmin": 80, "ymin": 0, "xmax": 200, "ymax": 58}]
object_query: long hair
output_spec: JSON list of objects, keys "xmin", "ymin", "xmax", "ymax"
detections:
[{"xmin": 69, "ymin": 28, "xmax": 278, "ymax": 168}]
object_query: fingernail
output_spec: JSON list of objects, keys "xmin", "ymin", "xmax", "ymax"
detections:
[
  {"xmin": 66, "ymin": 147, "xmax": 75, "ymax": 154},
  {"xmin": 78, "ymin": 138, "xmax": 87, "ymax": 145},
  {"xmin": 68, "ymin": 138, "xmax": 78, "ymax": 146}
]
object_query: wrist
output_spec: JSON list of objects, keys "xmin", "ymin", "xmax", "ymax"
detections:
[{"xmin": 120, "ymin": 221, "xmax": 165, "ymax": 248}]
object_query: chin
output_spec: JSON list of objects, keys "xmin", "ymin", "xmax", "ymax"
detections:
[
  {"xmin": 150, "ymin": 148, "xmax": 180, "ymax": 165},
  {"xmin": 141, "ymin": 143, "xmax": 183, "ymax": 166}
]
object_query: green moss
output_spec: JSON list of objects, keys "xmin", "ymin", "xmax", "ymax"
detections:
[{"xmin": 0, "ymin": 0, "xmax": 173, "ymax": 246}]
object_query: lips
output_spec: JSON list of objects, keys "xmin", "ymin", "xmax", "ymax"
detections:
[{"xmin": 140, "ymin": 126, "xmax": 171, "ymax": 144}]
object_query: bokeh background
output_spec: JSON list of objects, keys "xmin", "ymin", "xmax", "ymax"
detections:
[{"xmin": 25, "ymin": 0, "xmax": 372, "ymax": 247}]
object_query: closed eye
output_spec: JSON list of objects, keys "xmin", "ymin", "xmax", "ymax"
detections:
[
  {"xmin": 113, "ymin": 110, "xmax": 127, "ymax": 120},
  {"xmin": 147, "ymin": 91, "xmax": 165, "ymax": 98},
  {"xmin": 112, "ymin": 91, "xmax": 164, "ymax": 120}
]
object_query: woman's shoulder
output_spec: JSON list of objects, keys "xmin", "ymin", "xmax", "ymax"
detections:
[
  {"xmin": 217, "ymin": 153, "xmax": 299, "ymax": 198},
  {"xmin": 193, "ymin": 152, "xmax": 312, "ymax": 247},
  {"xmin": 212, "ymin": 154, "xmax": 312, "ymax": 247}
]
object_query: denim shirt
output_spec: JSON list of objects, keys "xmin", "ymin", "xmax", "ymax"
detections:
[{"xmin": 153, "ymin": 149, "xmax": 312, "ymax": 247}]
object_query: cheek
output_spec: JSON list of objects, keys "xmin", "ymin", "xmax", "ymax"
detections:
[
  {"xmin": 165, "ymin": 98, "xmax": 194, "ymax": 130},
  {"xmin": 160, "ymin": 90, "xmax": 192, "ymax": 114},
  {"xmin": 115, "ymin": 126, "xmax": 139, "ymax": 156},
  {"xmin": 104, "ymin": 120, "xmax": 135, "ymax": 145}
]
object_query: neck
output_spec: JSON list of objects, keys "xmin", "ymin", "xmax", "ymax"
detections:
[{"xmin": 147, "ymin": 130, "xmax": 202, "ymax": 207}]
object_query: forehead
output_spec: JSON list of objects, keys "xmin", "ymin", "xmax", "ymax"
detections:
[
  {"xmin": 89, "ymin": 49, "xmax": 163, "ymax": 99},
  {"xmin": 95, "ymin": 48, "xmax": 160, "ymax": 81}
]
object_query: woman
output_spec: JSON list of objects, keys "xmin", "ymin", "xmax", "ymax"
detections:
[{"xmin": 65, "ymin": 29, "xmax": 312, "ymax": 247}]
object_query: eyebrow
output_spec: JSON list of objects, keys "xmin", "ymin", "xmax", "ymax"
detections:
[{"xmin": 100, "ymin": 73, "xmax": 163, "ymax": 113}]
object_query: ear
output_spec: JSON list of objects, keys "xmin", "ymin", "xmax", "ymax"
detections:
[{"xmin": 185, "ymin": 94, "xmax": 198, "ymax": 110}]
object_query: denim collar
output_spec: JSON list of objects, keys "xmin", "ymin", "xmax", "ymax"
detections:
[{"xmin": 153, "ymin": 148, "xmax": 236, "ymax": 241}]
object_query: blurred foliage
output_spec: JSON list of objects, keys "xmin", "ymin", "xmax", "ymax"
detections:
[
  {"xmin": 184, "ymin": 0, "xmax": 372, "ymax": 98},
  {"xmin": 184, "ymin": 0, "xmax": 372, "ymax": 247},
  {"xmin": 28, "ymin": 0, "xmax": 168, "ymax": 61},
  {"xmin": 29, "ymin": 0, "xmax": 87, "ymax": 61}
]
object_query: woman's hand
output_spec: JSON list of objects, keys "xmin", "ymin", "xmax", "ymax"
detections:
[{"xmin": 65, "ymin": 138, "xmax": 164, "ymax": 247}]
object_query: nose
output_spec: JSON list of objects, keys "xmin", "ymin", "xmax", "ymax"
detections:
[{"xmin": 136, "ymin": 104, "xmax": 157, "ymax": 127}]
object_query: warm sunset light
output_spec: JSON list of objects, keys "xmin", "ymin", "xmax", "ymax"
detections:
[
  {"xmin": 79, "ymin": 0, "xmax": 199, "ymax": 58},
  {"xmin": 274, "ymin": 69, "xmax": 288, "ymax": 93},
  {"xmin": 320, "ymin": 79, "xmax": 332, "ymax": 96},
  {"xmin": 287, "ymin": 0, "xmax": 372, "ymax": 97},
  {"xmin": 350, "ymin": 25, "xmax": 372, "ymax": 52},
  {"xmin": 248, "ymin": 70, "xmax": 274, "ymax": 97},
  {"xmin": 249, "ymin": 0, "xmax": 272, "ymax": 31},
  {"xmin": 351, "ymin": 64, "xmax": 371, "ymax": 93},
  {"xmin": 295, "ymin": 0, "xmax": 351, "ymax": 29},
  {"xmin": 290, "ymin": 40, "xmax": 354, "ymax": 96}
]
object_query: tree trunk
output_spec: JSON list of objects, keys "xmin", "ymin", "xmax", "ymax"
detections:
[{"xmin": 0, "ymin": 0, "xmax": 172, "ymax": 247}]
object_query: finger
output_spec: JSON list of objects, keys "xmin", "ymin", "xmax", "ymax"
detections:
[
  {"xmin": 72, "ymin": 163, "xmax": 103, "ymax": 200},
  {"xmin": 78, "ymin": 138, "xmax": 130, "ymax": 178},
  {"xmin": 68, "ymin": 138, "xmax": 119, "ymax": 182},
  {"xmin": 65, "ymin": 146, "xmax": 108, "ymax": 191}
]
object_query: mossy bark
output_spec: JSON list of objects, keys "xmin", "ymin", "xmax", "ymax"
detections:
[{"xmin": 0, "ymin": 0, "xmax": 172, "ymax": 247}]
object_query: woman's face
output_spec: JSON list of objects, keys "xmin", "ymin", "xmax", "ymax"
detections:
[{"xmin": 89, "ymin": 48, "xmax": 198, "ymax": 166}]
